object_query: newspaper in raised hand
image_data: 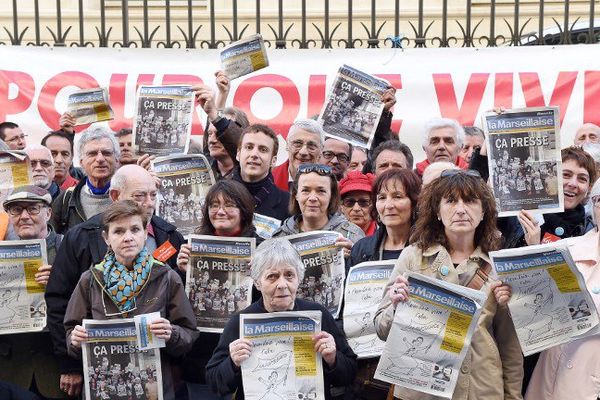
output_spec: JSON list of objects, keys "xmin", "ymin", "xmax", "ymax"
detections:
[
  {"xmin": 220, "ymin": 34, "xmax": 269, "ymax": 80},
  {"xmin": 0, "ymin": 239, "xmax": 47, "ymax": 334},
  {"xmin": 483, "ymin": 106, "xmax": 563, "ymax": 217},
  {"xmin": 489, "ymin": 243, "xmax": 600, "ymax": 356},
  {"xmin": 82, "ymin": 318, "xmax": 163, "ymax": 400},
  {"xmin": 152, "ymin": 154, "xmax": 215, "ymax": 236},
  {"xmin": 253, "ymin": 213, "xmax": 282, "ymax": 239},
  {"xmin": 0, "ymin": 151, "xmax": 32, "ymax": 205},
  {"xmin": 318, "ymin": 64, "xmax": 389, "ymax": 149},
  {"xmin": 343, "ymin": 260, "xmax": 396, "ymax": 359},
  {"xmin": 134, "ymin": 312, "xmax": 165, "ymax": 351},
  {"xmin": 66, "ymin": 87, "xmax": 114, "ymax": 126},
  {"xmin": 375, "ymin": 273, "xmax": 486, "ymax": 399},
  {"xmin": 240, "ymin": 310, "xmax": 325, "ymax": 400},
  {"xmin": 132, "ymin": 85, "xmax": 194, "ymax": 156},
  {"xmin": 185, "ymin": 235, "xmax": 255, "ymax": 333},
  {"xmin": 286, "ymin": 231, "xmax": 345, "ymax": 318}
]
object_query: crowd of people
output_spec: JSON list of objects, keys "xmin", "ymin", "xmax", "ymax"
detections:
[{"xmin": 0, "ymin": 68, "xmax": 599, "ymax": 400}]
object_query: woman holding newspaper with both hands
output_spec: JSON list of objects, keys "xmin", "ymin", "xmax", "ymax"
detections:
[{"xmin": 375, "ymin": 170, "xmax": 523, "ymax": 400}]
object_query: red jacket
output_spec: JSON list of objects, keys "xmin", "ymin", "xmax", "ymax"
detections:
[
  {"xmin": 415, "ymin": 156, "xmax": 469, "ymax": 177},
  {"xmin": 272, "ymin": 160, "xmax": 290, "ymax": 192}
]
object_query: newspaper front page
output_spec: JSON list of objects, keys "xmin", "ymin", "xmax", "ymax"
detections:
[
  {"xmin": 483, "ymin": 107, "xmax": 563, "ymax": 217},
  {"xmin": 152, "ymin": 154, "xmax": 215, "ymax": 236},
  {"xmin": 220, "ymin": 34, "xmax": 269, "ymax": 80},
  {"xmin": 132, "ymin": 85, "xmax": 194, "ymax": 156},
  {"xmin": 490, "ymin": 243, "xmax": 600, "ymax": 356},
  {"xmin": 0, "ymin": 239, "xmax": 47, "ymax": 334},
  {"xmin": 286, "ymin": 231, "xmax": 345, "ymax": 318},
  {"xmin": 185, "ymin": 235, "xmax": 255, "ymax": 333},
  {"xmin": 343, "ymin": 260, "xmax": 396, "ymax": 359},
  {"xmin": 66, "ymin": 87, "xmax": 114, "ymax": 126},
  {"xmin": 240, "ymin": 311, "xmax": 325, "ymax": 400},
  {"xmin": 0, "ymin": 151, "xmax": 32, "ymax": 205},
  {"xmin": 253, "ymin": 213, "xmax": 282, "ymax": 239},
  {"xmin": 375, "ymin": 273, "xmax": 486, "ymax": 399},
  {"xmin": 318, "ymin": 64, "xmax": 389, "ymax": 149},
  {"xmin": 82, "ymin": 319, "xmax": 163, "ymax": 400}
]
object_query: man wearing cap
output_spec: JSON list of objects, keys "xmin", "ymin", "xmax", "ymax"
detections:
[
  {"xmin": 0, "ymin": 186, "xmax": 66, "ymax": 399},
  {"xmin": 339, "ymin": 171, "xmax": 377, "ymax": 236}
]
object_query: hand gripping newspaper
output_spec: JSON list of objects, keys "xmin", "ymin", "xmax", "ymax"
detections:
[
  {"xmin": 82, "ymin": 319, "xmax": 163, "ymax": 400},
  {"xmin": 66, "ymin": 87, "xmax": 114, "ymax": 126},
  {"xmin": 483, "ymin": 106, "xmax": 563, "ymax": 217},
  {"xmin": 0, "ymin": 239, "xmax": 47, "ymax": 334},
  {"xmin": 343, "ymin": 260, "xmax": 396, "ymax": 358},
  {"xmin": 375, "ymin": 273, "xmax": 486, "ymax": 399},
  {"xmin": 132, "ymin": 85, "xmax": 194, "ymax": 156},
  {"xmin": 0, "ymin": 150, "xmax": 32, "ymax": 204},
  {"xmin": 185, "ymin": 235, "xmax": 255, "ymax": 333},
  {"xmin": 220, "ymin": 33, "xmax": 269, "ymax": 80},
  {"xmin": 151, "ymin": 154, "xmax": 215, "ymax": 236},
  {"xmin": 318, "ymin": 64, "xmax": 389, "ymax": 149},
  {"xmin": 285, "ymin": 231, "xmax": 345, "ymax": 318},
  {"xmin": 489, "ymin": 242, "xmax": 600, "ymax": 356},
  {"xmin": 240, "ymin": 311, "xmax": 325, "ymax": 400}
]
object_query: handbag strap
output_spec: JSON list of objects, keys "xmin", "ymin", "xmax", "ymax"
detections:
[{"xmin": 465, "ymin": 260, "xmax": 492, "ymax": 291}]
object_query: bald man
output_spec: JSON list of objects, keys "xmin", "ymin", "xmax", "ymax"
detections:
[
  {"xmin": 45, "ymin": 165, "xmax": 185, "ymax": 397},
  {"xmin": 574, "ymin": 123, "xmax": 600, "ymax": 146}
]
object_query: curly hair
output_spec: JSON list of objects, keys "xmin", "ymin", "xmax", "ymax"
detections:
[{"xmin": 411, "ymin": 171, "xmax": 501, "ymax": 253}]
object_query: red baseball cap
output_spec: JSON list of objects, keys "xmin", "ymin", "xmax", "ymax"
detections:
[{"xmin": 338, "ymin": 170, "xmax": 375, "ymax": 196}]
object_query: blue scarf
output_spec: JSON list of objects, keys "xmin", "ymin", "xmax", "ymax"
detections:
[{"xmin": 86, "ymin": 178, "xmax": 111, "ymax": 195}]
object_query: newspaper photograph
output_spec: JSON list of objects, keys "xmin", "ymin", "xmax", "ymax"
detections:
[
  {"xmin": 375, "ymin": 273, "xmax": 486, "ymax": 399},
  {"xmin": 343, "ymin": 260, "xmax": 396, "ymax": 359},
  {"xmin": 286, "ymin": 231, "xmax": 345, "ymax": 318},
  {"xmin": 0, "ymin": 150, "xmax": 32, "ymax": 205},
  {"xmin": 220, "ymin": 33, "xmax": 269, "ymax": 80},
  {"xmin": 318, "ymin": 64, "xmax": 389, "ymax": 149},
  {"xmin": 0, "ymin": 239, "xmax": 47, "ymax": 335},
  {"xmin": 240, "ymin": 310, "xmax": 325, "ymax": 400},
  {"xmin": 185, "ymin": 235, "xmax": 255, "ymax": 333},
  {"xmin": 132, "ymin": 85, "xmax": 194, "ymax": 156},
  {"xmin": 253, "ymin": 213, "xmax": 282, "ymax": 239},
  {"xmin": 66, "ymin": 87, "xmax": 114, "ymax": 126},
  {"xmin": 483, "ymin": 107, "xmax": 563, "ymax": 217},
  {"xmin": 82, "ymin": 319, "xmax": 163, "ymax": 400},
  {"xmin": 152, "ymin": 154, "xmax": 215, "ymax": 236},
  {"xmin": 489, "ymin": 243, "xmax": 600, "ymax": 356}
]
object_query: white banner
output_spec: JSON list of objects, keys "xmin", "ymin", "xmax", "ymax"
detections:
[{"xmin": 1, "ymin": 45, "xmax": 599, "ymax": 162}]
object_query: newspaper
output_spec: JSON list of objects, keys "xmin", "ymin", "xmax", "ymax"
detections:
[
  {"xmin": 483, "ymin": 107, "xmax": 563, "ymax": 217},
  {"xmin": 185, "ymin": 235, "xmax": 255, "ymax": 333},
  {"xmin": 132, "ymin": 85, "xmax": 194, "ymax": 156},
  {"xmin": 240, "ymin": 311, "xmax": 325, "ymax": 400},
  {"xmin": 318, "ymin": 64, "xmax": 389, "ymax": 149},
  {"xmin": 152, "ymin": 154, "xmax": 215, "ymax": 236},
  {"xmin": 134, "ymin": 312, "xmax": 165, "ymax": 351},
  {"xmin": 66, "ymin": 87, "xmax": 114, "ymax": 126},
  {"xmin": 489, "ymin": 243, "xmax": 600, "ymax": 356},
  {"xmin": 82, "ymin": 319, "xmax": 163, "ymax": 400},
  {"xmin": 0, "ymin": 150, "xmax": 32, "ymax": 205},
  {"xmin": 220, "ymin": 34, "xmax": 269, "ymax": 80},
  {"xmin": 253, "ymin": 213, "xmax": 282, "ymax": 239},
  {"xmin": 0, "ymin": 239, "xmax": 47, "ymax": 335},
  {"xmin": 343, "ymin": 260, "xmax": 396, "ymax": 359},
  {"xmin": 286, "ymin": 231, "xmax": 345, "ymax": 318},
  {"xmin": 375, "ymin": 273, "xmax": 486, "ymax": 399}
]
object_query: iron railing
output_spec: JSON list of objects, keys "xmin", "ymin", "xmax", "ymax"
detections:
[{"xmin": 2, "ymin": 0, "xmax": 600, "ymax": 49}]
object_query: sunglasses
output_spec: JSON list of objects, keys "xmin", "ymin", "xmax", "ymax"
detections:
[
  {"xmin": 440, "ymin": 169, "xmax": 481, "ymax": 179},
  {"xmin": 342, "ymin": 198, "xmax": 371, "ymax": 208},
  {"xmin": 297, "ymin": 163, "xmax": 332, "ymax": 176}
]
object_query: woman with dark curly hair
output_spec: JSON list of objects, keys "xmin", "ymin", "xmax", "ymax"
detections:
[{"xmin": 375, "ymin": 170, "xmax": 523, "ymax": 400}]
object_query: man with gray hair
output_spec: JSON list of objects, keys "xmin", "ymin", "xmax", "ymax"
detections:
[
  {"xmin": 272, "ymin": 119, "xmax": 324, "ymax": 191},
  {"xmin": 25, "ymin": 144, "xmax": 61, "ymax": 201},
  {"xmin": 415, "ymin": 117, "xmax": 469, "ymax": 177},
  {"xmin": 51, "ymin": 126, "xmax": 120, "ymax": 233},
  {"xmin": 459, "ymin": 126, "xmax": 485, "ymax": 164}
]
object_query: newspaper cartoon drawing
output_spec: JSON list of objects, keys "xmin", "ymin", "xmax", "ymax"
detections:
[
  {"xmin": 384, "ymin": 336, "xmax": 433, "ymax": 376},
  {"xmin": 0, "ymin": 287, "xmax": 20, "ymax": 324}
]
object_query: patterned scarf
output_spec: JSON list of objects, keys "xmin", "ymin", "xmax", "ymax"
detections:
[{"xmin": 100, "ymin": 247, "xmax": 152, "ymax": 312}]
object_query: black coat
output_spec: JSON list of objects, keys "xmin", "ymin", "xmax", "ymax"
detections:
[
  {"xmin": 232, "ymin": 168, "xmax": 290, "ymax": 222},
  {"xmin": 205, "ymin": 299, "xmax": 357, "ymax": 400},
  {"xmin": 45, "ymin": 213, "xmax": 185, "ymax": 374}
]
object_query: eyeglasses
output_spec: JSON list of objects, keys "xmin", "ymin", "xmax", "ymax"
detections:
[
  {"xmin": 208, "ymin": 201, "xmax": 239, "ymax": 213},
  {"xmin": 342, "ymin": 198, "xmax": 371, "ymax": 208},
  {"xmin": 30, "ymin": 159, "xmax": 53, "ymax": 168},
  {"xmin": 84, "ymin": 149, "xmax": 115, "ymax": 159},
  {"xmin": 440, "ymin": 169, "xmax": 481, "ymax": 179},
  {"xmin": 101, "ymin": 290, "xmax": 137, "ymax": 317},
  {"xmin": 321, "ymin": 150, "xmax": 350, "ymax": 164},
  {"xmin": 289, "ymin": 139, "xmax": 320, "ymax": 153},
  {"xmin": 5, "ymin": 134, "xmax": 27, "ymax": 143},
  {"xmin": 6, "ymin": 204, "xmax": 45, "ymax": 216},
  {"xmin": 297, "ymin": 163, "xmax": 332, "ymax": 176}
]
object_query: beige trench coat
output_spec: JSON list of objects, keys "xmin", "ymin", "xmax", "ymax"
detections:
[{"xmin": 374, "ymin": 244, "xmax": 523, "ymax": 400}]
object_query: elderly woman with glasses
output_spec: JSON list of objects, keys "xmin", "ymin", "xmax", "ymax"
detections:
[
  {"xmin": 273, "ymin": 164, "xmax": 364, "ymax": 256},
  {"xmin": 339, "ymin": 171, "xmax": 377, "ymax": 237},
  {"xmin": 63, "ymin": 201, "xmax": 197, "ymax": 400},
  {"xmin": 375, "ymin": 170, "xmax": 523, "ymax": 400},
  {"xmin": 205, "ymin": 237, "xmax": 357, "ymax": 399}
]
